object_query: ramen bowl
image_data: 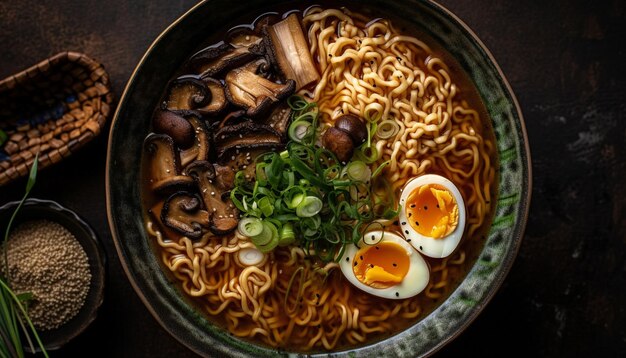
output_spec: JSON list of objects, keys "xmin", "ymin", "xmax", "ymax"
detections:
[{"xmin": 106, "ymin": 0, "xmax": 530, "ymax": 356}]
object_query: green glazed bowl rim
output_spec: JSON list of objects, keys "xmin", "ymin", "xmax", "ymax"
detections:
[{"xmin": 106, "ymin": 0, "xmax": 531, "ymax": 356}]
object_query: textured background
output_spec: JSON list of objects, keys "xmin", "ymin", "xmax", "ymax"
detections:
[{"xmin": 0, "ymin": 0, "xmax": 625, "ymax": 356}]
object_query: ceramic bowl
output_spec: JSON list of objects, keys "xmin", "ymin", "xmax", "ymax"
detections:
[
  {"xmin": 106, "ymin": 0, "xmax": 531, "ymax": 356},
  {"xmin": 0, "ymin": 198, "xmax": 106, "ymax": 351}
]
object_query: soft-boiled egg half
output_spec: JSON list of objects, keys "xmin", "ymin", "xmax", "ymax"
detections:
[
  {"xmin": 339, "ymin": 231, "xmax": 429, "ymax": 299},
  {"xmin": 398, "ymin": 174, "xmax": 466, "ymax": 258}
]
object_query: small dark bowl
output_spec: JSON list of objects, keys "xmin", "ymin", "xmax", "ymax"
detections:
[{"xmin": 0, "ymin": 198, "xmax": 106, "ymax": 351}]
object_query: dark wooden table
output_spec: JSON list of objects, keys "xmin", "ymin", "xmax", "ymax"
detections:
[{"xmin": 1, "ymin": 0, "xmax": 624, "ymax": 356}]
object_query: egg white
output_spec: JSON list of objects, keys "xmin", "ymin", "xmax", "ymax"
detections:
[
  {"xmin": 339, "ymin": 231, "xmax": 429, "ymax": 299},
  {"xmin": 398, "ymin": 174, "xmax": 466, "ymax": 258}
]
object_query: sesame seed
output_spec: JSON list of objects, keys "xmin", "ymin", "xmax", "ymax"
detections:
[{"xmin": 4, "ymin": 220, "xmax": 91, "ymax": 330}]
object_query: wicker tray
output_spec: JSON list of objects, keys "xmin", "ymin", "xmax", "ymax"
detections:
[{"xmin": 0, "ymin": 52, "xmax": 113, "ymax": 186}]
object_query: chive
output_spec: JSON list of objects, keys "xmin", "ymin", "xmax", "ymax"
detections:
[{"xmin": 1, "ymin": 154, "xmax": 48, "ymax": 357}]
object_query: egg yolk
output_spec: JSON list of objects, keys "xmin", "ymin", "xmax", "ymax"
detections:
[
  {"xmin": 352, "ymin": 241, "xmax": 410, "ymax": 289},
  {"xmin": 405, "ymin": 184, "xmax": 459, "ymax": 239}
]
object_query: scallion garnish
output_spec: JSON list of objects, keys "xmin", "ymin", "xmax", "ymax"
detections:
[{"xmin": 231, "ymin": 96, "xmax": 398, "ymax": 262}]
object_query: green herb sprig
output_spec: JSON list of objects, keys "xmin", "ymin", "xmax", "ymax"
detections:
[{"xmin": 1, "ymin": 154, "xmax": 49, "ymax": 358}]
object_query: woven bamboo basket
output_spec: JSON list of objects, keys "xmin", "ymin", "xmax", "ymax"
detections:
[{"xmin": 0, "ymin": 52, "xmax": 113, "ymax": 186}]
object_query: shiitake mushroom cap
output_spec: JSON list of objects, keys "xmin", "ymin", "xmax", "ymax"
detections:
[
  {"xmin": 322, "ymin": 127, "xmax": 355, "ymax": 164},
  {"xmin": 335, "ymin": 114, "xmax": 368, "ymax": 145},
  {"xmin": 152, "ymin": 111, "xmax": 195, "ymax": 149}
]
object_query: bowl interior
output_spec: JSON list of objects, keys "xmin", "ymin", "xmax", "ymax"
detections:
[
  {"xmin": 106, "ymin": 0, "xmax": 530, "ymax": 356},
  {"xmin": 0, "ymin": 198, "xmax": 106, "ymax": 351}
]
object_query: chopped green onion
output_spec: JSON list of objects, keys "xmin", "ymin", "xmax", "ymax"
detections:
[
  {"xmin": 256, "ymin": 221, "xmax": 280, "ymax": 253},
  {"xmin": 296, "ymin": 196, "xmax": 323, "ymax": 217},
  {"xmin": 288, "ymin": 193, "xmax": 305, "ymax": 209},
  {"xmin": 250, "ymin": 221, "xmax": 274, "ymax": 246},
  {"xmin": 278, "ymin": 223, "xmax": 296, "ymax": 246},
  {"xmin": 371, "ymin": 160, "xmax": 390, "ymax": 178},
  {"xmin": 355, "ymin": 145, "xmax": 379, "ymax": 163},
  {"xmin": 257, "ymin": 196, "xmax": 274, "ymax": 217},
  {"xmin": 345, "ymin": 161, "xmax": 371, "ymax": 183},
  {"xmin": 288, "ymin": 119, "xmax": 312, "ymax": 143},
  {"xmin": 376, "ymin": 119, "xmax": 400, "ymax": 139},
  {"xmin": 238, "ymin": 217, "xmax": 264, "ymax": 237},
  {"xmin": 231, "ymin": 96, "xmax": 399, "ymax": 261}
]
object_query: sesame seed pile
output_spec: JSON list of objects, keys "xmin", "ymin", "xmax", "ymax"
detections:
[{"xmin": 3, "ymin": 220, "xmax": 91, "ymax": 330}]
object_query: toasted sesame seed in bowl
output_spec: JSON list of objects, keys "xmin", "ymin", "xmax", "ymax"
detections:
[{"xmin": 0, "ymin": 199, "xmax": 106, "ymax": 351}]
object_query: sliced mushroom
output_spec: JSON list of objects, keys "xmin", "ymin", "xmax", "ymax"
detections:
[
  {"xmin": 214, "ymin": 120, "xmax": 283, "ymax": 158},
  {"xmin": 165, "ymin": 77, "xmax": 211, "ymax": 112},
  {"xmin": 161, "ymin": 192, "xmax": 210, "ymax": 239},
  {"xmin": 152, "ymin": 110, "xmax": 195, "ymax": 149},
  {"xmin": 251, "ymin": 12, "xmax": 281, "ymax": 33},
  {"xmin": 224, "ymin": 59, "xmax": 295, "ymax": 117},
  {"xmin": 180, "ymin": 116, "xmax": 211, "ymax": 167},
  {"xmin": 213, "ymin": 163, "xmax": 235, "ymax": 191},
  {"xmin": 149, "ymin": 200, "xmax": 184, "ymax": 241},
  {"xmin": 197, "ymin": 78, "xmax": 227, "ymax": 116},
  {"xmin": 226, "ymin": 25, "xmax": 264, "ymax": 48},
  {"xmin": 186, "ymin": 161, "xmax": 239, "ymax": 235},
  {"xmin": 262, "ymin": 102, "xmax": 292, "ymax": 138},
  {"xmin": 189, "ymin": 42, "xmax": 262, "ymax": 79},
  {"xmin": 264, "ymin": 13, "xmax": 320, "ymax": 91},
  {"xmin": 217, "ymin": 110, "xmax": 248, "ymax": 129},
  {"xmin": 144, "ymin": 134, "xmax": 194, "ymax": 194}
]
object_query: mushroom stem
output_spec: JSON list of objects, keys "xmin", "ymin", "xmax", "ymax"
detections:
[{"xmin": 265, "ymin": 13, "xmax": 320, "ymax": 91}]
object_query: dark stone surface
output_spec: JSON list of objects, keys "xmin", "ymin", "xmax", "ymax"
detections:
[{"xmin": 1, "ymin": 0, "xmax": 624, "ymax": 356}]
